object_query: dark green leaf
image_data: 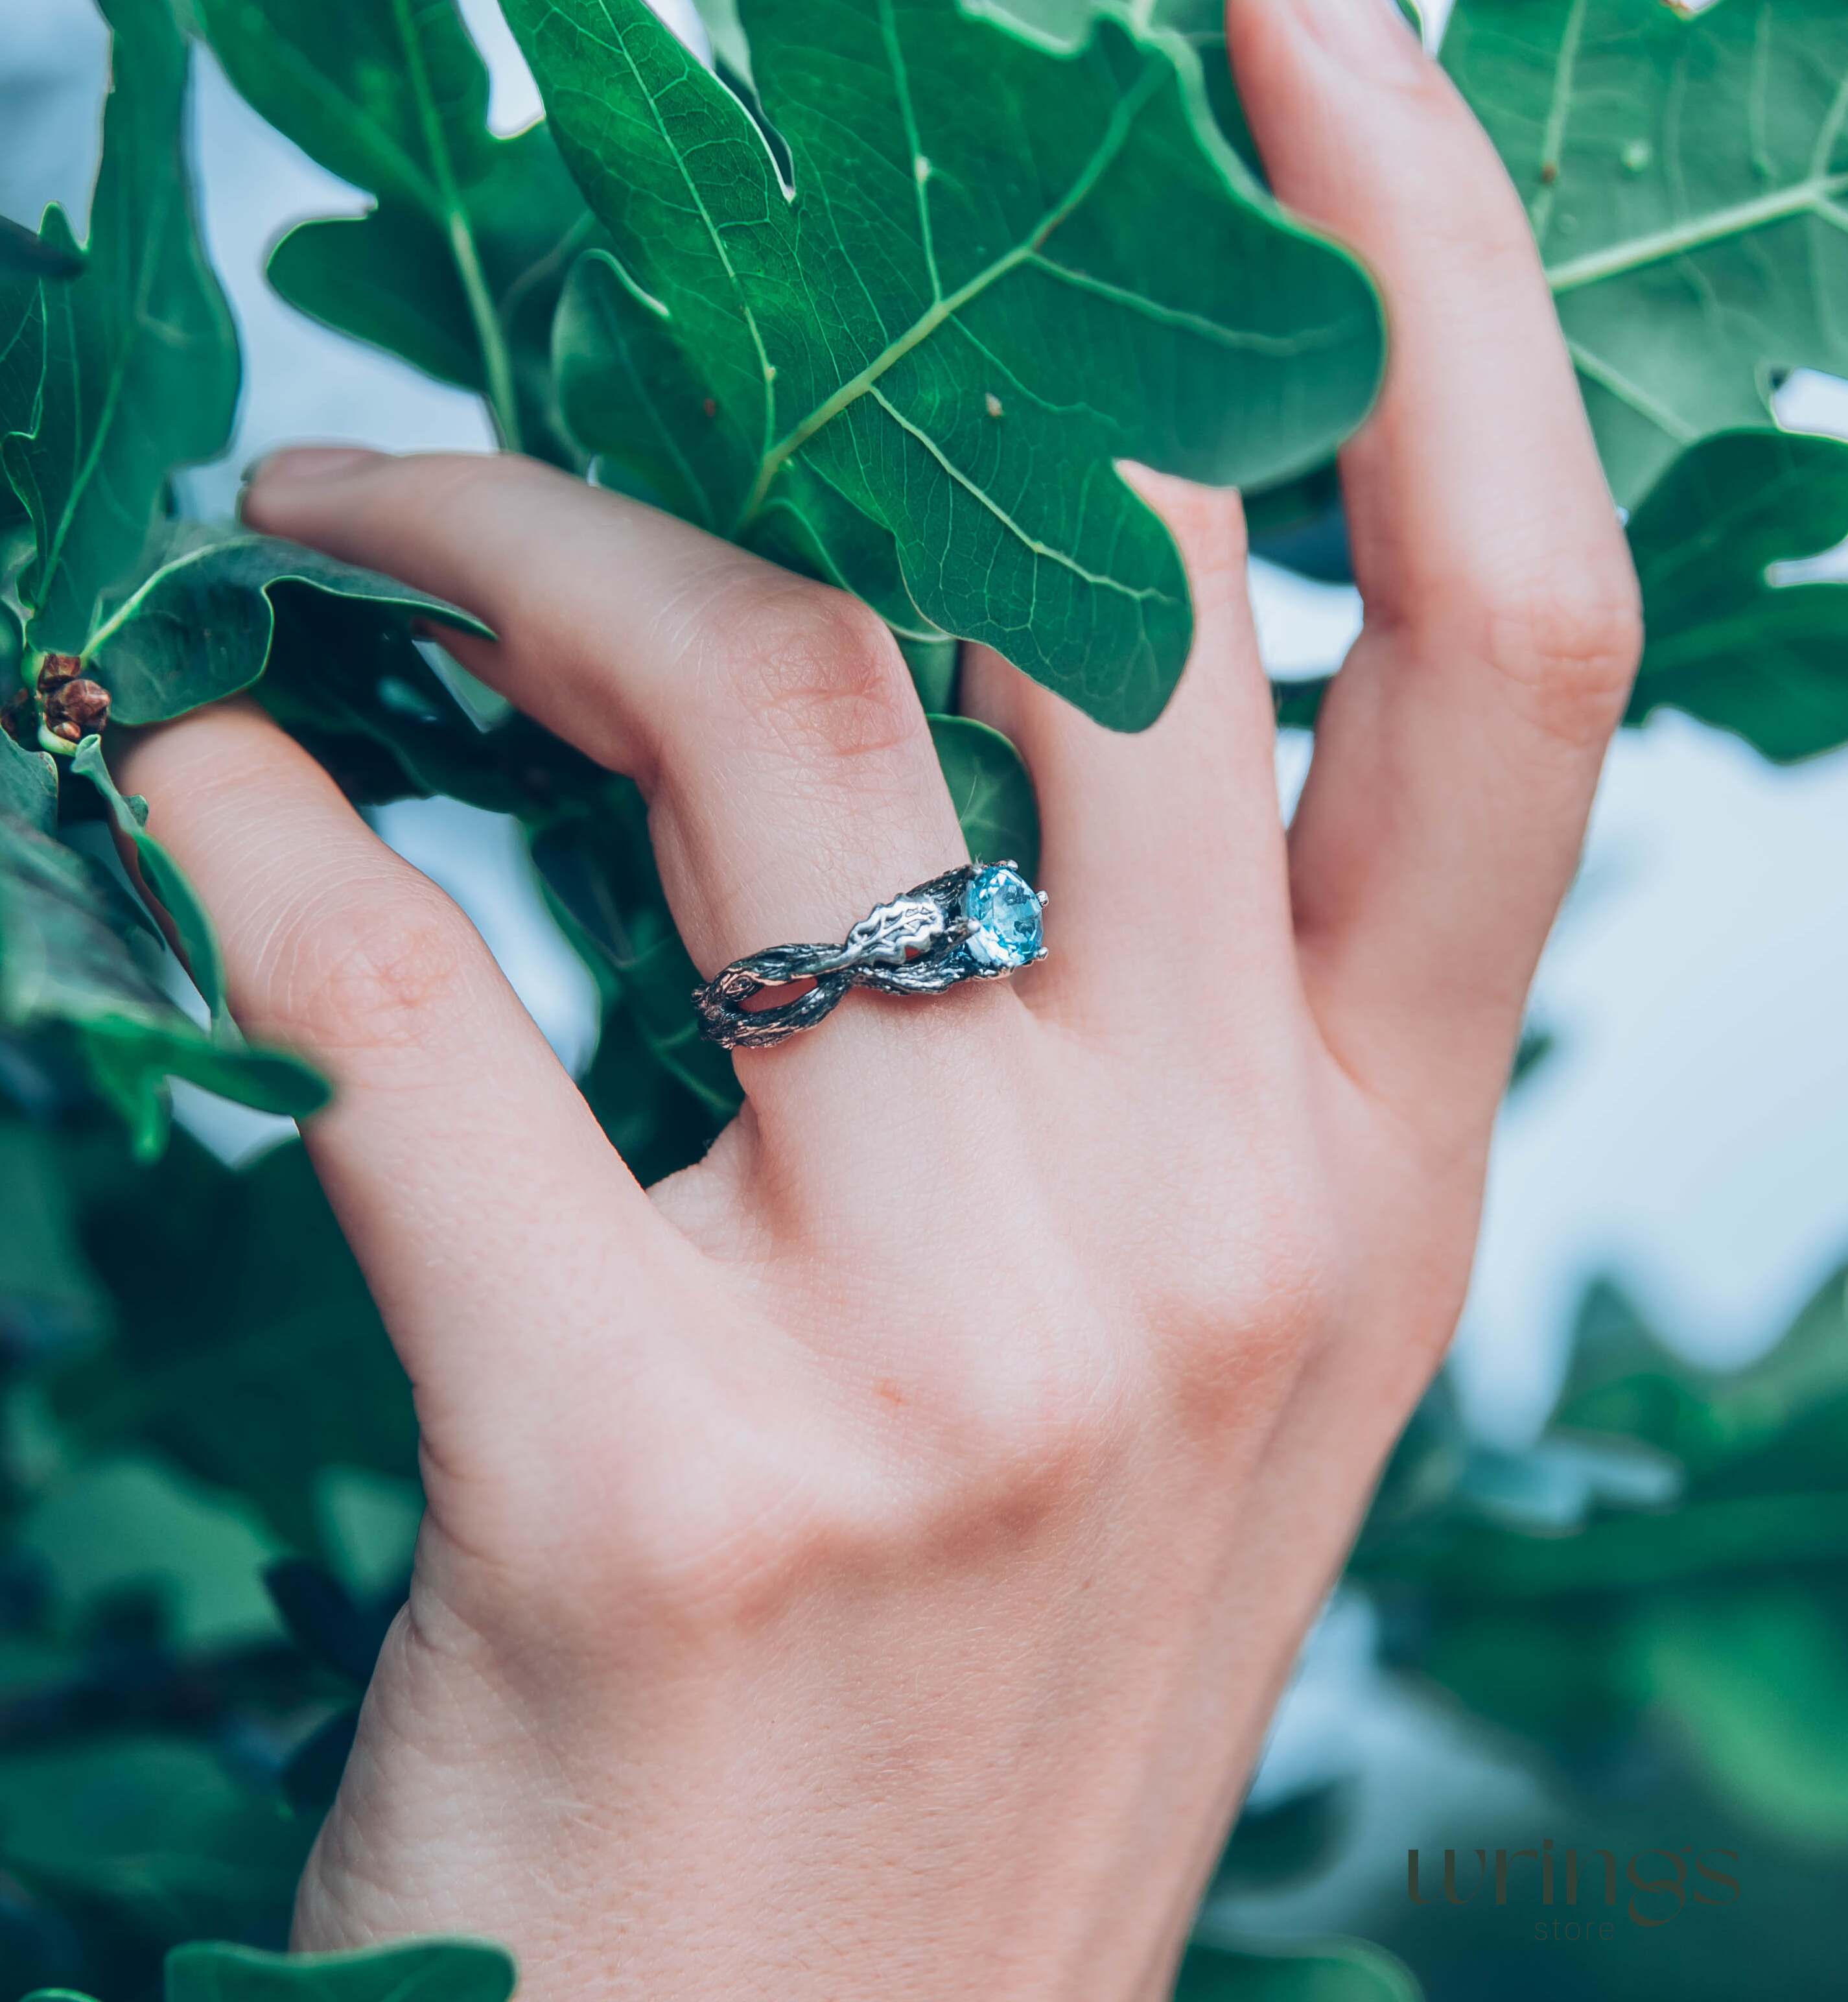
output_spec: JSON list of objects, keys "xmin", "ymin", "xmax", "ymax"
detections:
[
  {"xmin": 928, "ymin": 715, "xmax": 1040, "ymax": 879},
  {"xmin": 165, "ymin": 1938, "xmax": 518, "ymax": 2002},
  {"xmin": 1444, "ymin": 0, "xmax": 1848, "ymax": 508},
  {"xmin": 278, "ymin": 1704, "xmax": 361, "ymax": 1815},
  {"xmin": 1626, "ymin": 429, "xmax": 1848, "ymax": 762},
  {"xmin": 82, "ymin": 526, "xmax": 491, "ymax": 726},
  {"xmin": 1213, "ymin": 1781, "xmax": 1352, "ymax": 1893},
  {"xmin": 197, "ymin": 0, "xmax": 594, "ymax": 463},
  {"xmin": 522, "ymin": 0, "xmax": 1383, "ymax": 727},
  {"xmin": 3, "ymin": 0, "xmax": 239, "ymax": 652},
  {"xmin": 0, "ymin": 216, "xmax": 83, "ymax": 283},
  {"xmin": 263, "ymin": 1562, "xmax": 395, "ymax": 1685}
]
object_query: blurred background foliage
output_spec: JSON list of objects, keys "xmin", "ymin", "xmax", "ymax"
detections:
[{"xmin": 5, "ymin": 0, "xmax": 1848, "ymax": 1996}]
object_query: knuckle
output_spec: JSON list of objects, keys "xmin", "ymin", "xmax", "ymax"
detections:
[
  {"xmin": 703, "ymin": 578, "xmax": 922, "ymax": 770},
  {"xmin": 1154, "ymin": 1192, "xmax": 1341, "ymax": 1438},
  {"xmin": 266, "ymin": 879, "xmax": 480, "ymax": 1055},
  {"xmin": 1471, "ymin": 558, "xmax": 1643, "ymax": 751},
  {"xmin": 922, "ymin": 1324, "xmax": 1136, "ymax": 1532}
]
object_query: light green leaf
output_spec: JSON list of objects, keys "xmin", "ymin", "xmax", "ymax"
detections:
[
  {"xmin": 197, "ymin": 0, "xmax": 594, "ymax": 462},
  {"xmin": 521, "ymin": 0, "xmax": 1383, "ymax": 728},
  {"xmin": 165, "ymin": 1939, "xmax": 518, "ymax": 2002},
  {"xmin": 1445, "ymin": 0, "xmax": 1848, "ymax": 508},
  {"xmin": 929, "ymin": 714, "xmax": 1040, "ymax": 878},
  {"xmin": 1626, "ymin": 428, "xmax": 1848, "ymax": 762},
  {"xmin": 3, "ymin": 0, "xmax": 239, "ymax": 652},
  {"xmin": 82, "ymin": 525, "xmax": 492, "ymax": 725}
]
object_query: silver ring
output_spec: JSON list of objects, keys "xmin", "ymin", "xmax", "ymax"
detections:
[{"xmin": 692, "ymin": 862, "xmax": 1049, "ymax": 1050}]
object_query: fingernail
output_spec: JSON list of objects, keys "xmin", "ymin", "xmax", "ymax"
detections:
[{"xmin": 243, "ymin": 445, "xmax": 381, "ymax": 490}]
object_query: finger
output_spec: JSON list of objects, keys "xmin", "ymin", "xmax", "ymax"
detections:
[
  {"xmin": 241, "ymin": 451, "xmax": 1029, "ymax": 1210},
  {"xmin": 961, "ymin": 471, "xmax": 1296, "ymax": 1043},
  {"xmin": 1226, "ymin": 0, "xmax": 1641, "ymax": 1116},
  {"xmin": 116, "ymin": 703, "xmax": 672, "ymax": 1419}
]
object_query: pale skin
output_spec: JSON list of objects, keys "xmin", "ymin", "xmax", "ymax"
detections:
[{"xmin": 117, "ymin": 1, "xmax": 1641, "ymax": 1995}]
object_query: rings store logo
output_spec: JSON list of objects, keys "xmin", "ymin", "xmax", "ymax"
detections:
[{"xmin": 1407, "ymin": 1841, "xmax": 1740, "ymax": 1940}]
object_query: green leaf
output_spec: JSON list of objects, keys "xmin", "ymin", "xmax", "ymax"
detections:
[
  {"xmin": 196, "ymin": 0, "xmax": 594, "ymax": 464},
  {"xmin": 520, "ymin": 0, "xmax": 1383, "ymax": 727},
  {"xmin": 1626, "ymin": 428, "xmax": 1848, "ymax": 762},
  {"xmin": 1275, "ymin": 425, "xmax": 1848, "ymax": 766},
  {"xmin": 0, "ymin": 811, "xmax": 327, "ymax": 1159},
  {"xmin": 81, "ymin": 526, "xmax": 493, "ymax": 726},
  {"xmin": 165, "ymin": 1939, "xmax": 518, "ymax": 2002},
  {"xmin": 0, "ymin": 1116, "xmax": 111, "ymax": 1354},
  {"xmin": 1639, "ymin": 1583, "xmax": 1848, "ymax": 1846},
  {"xmin": 0, "ymin": 215, "xmax": 83, "ymax": 283},
  {"xmin": 52, "ymin": 1141, "xmax": 418, "ymax": 1554},
  {"xmin": 0, "ymin": 1734, "xmax": 309, "ymax": 1946},
  {"xmin": 1175, "ymin": 1938, "xmax": 1423, "ymax": 2002},
  {"xmin": 1212, "ymin": 1781, "xmax": 1352, "ymax": 1893},
  {"xmin": 0, "ymin": 725, "xmax": 58, "ymax": 832},
  {"xmin": 19, "ymin": 1453, "xmax": 283, "ymax": 1650},
  {"xmin": 928, "ymin": 714, "xmax": 1040, "ymax": 878},
  {"xmin": 0, "ymin": 275, "xmax": 45, "ymax": 544},
  {"xmin": 531, "ymin": 788, "xmax": 742, "ymax": 1124},
  {"xmin": 3, "ymin": 0, "xmax": 239, "ymax": 652},
  {"xmin": 73, "ymin": 736, "xmax": 233, "ymax": 1033},
  {"xmin": 1444, "ymin": 0, "xmax": 1848, "ymax": 508}
]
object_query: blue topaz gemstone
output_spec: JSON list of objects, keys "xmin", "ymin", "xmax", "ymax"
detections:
[{"xmin": 959, "ymin": 864, "xmax": 1044, "ymax": 973}]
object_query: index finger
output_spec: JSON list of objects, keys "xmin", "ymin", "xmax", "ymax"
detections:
[{"xmin": 115, "ymin": 705, "xmax": 673, "ymax": 1427}]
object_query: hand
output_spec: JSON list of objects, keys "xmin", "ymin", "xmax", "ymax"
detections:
[{"xmin": 120, "ymin": 3, "xmax": 1639, "ymax": 1995}]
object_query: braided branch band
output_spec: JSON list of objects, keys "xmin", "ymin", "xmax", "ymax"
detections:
[{"xmin": 692, "ymin": 866, "xmax": 992, "ymax": 1050}]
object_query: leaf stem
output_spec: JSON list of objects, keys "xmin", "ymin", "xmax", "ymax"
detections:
[
  {"xmin": 386, "ymin": 0, "xmax": 524, "ymax": 452},
  {"xmin": 449, "ymin": 207, "xmax": 524, "ymax": 453}
]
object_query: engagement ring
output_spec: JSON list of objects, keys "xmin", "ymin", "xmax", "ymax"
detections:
[{"xmin": 692, "ymin": 862, "xmax": 1049, "ymax": 1050}]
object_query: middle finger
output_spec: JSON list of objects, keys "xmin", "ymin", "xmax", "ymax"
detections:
[{"xmin": 242, "ymin": 449, "xmax": 1036, "ymax": 1204}]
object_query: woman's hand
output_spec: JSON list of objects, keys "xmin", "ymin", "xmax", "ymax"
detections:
[{"xmin": 120, "ymin": 3, "xmax": 1639, "ymax": 1995}]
